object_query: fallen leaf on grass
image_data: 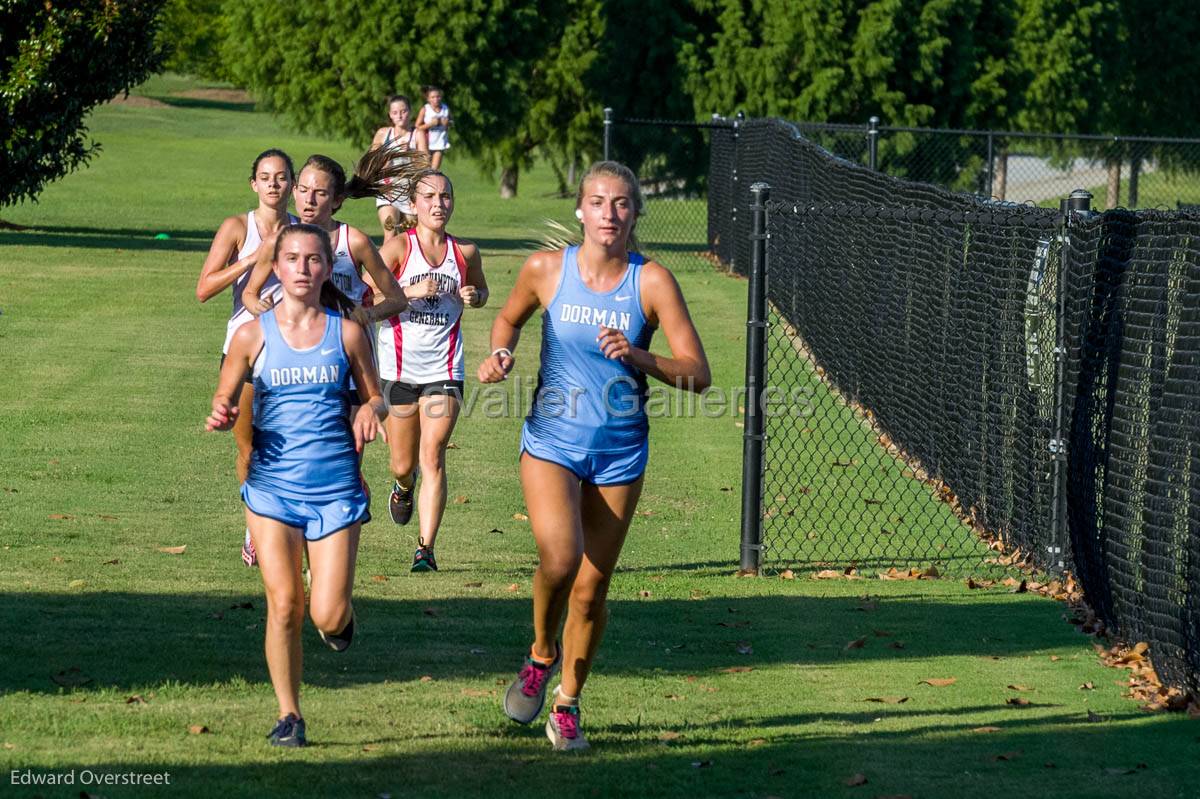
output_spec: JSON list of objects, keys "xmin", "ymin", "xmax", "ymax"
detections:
[
  {"xmin": 372, "ymin": 574, "xmax": 388, "ymax": 582},
  {"xmin": 506, "ymin": 583, "xmax": 521, "ymax": 592},
  {"xmin": 972, "ymin": 726, "xmax": 1002, "ymax": 733},
  {"xmin": 779, "ymin": 569, "xmax": 796, "ymax": 580},
  {"xmin": 864, "ymin": 696, "xmax": 909, "ymax": 704},
  {"xmin": 68, "ymin": 579, "xmax": 86, "ymax": 589},
  {"xmin": 993, "ymin": 751, "xmax": 1022, "ymax": 762},
  {"xmin": 103, "ymin": 559, "xmax": 120, "ymax": 565},
  {"xmin": 157, "ymin": 545, "xmax": 187, "ymax": 555},
  {"xmin": 1011, "ymin": 579, "xmax": 1028, "ymax": 594},
  {"xmin": 422, "ymin": 607, "xmax": 439, "ymax": 617},
  {"xmin": 362, "ymin": 744, "xmax": 379, "ymax": 752},
  {"xmin": 512, "ymin": 512, "xmax": 528, "ymax": 521},
  {"xmin": 748, "ymin": 737, "xmax": 767, "ymax": 746},
  {"xmin": 919, "ymin": 678, "xmax": 956, "ymax": 687},
  {"xmin": 1007, "ymin": 684, "xmax": 1035, "ymax": 692},
  {"xmin": 1006, "ymin": 697, "xmax": 1031, "ymax": 706},
  {"xmin": 658, "ymin": 731, "xmax": 681, "ymax": 741},
  {"xmin": 488, "ymin": 527, "xmax": 504, "ymax": 535},
  {"xmin": 48, "ymin": 513, "xmax": 75, "ymax": 521},
  {"xmin": 845, "ymin": 637, "xmax": 867, "ymax": 651},
  {"xmin": 419, "ymin": 675, "xmax": 434, "ymax": 683},
  {"xmin": 446, "ymin": 442, "xmax": 459, "ymax": 449},
  {"xmin": 188, "ymin": 724, "xmax": 210, "ymax": 735},
  {"xmin": 664, "ymin": 694, "xmax": 684, "ymax": 701},
  {"xmin": 639, "ymin": 590, "xmax": 652, "ymax": 598},
  {"xmin": 452, "ymin": 495, "xmax": 469, "ymax": 504},
  {"xmin": 720, "ymin": 666, "xmax": 753, "ymax": 674},
  {"xmin": 463, "ymin": 581, "xmax": 483, "ymax": 588},
  {"xmin": 844, "ymin": 773, "xmax": 868, "ymax": 786},
  {"xmin": 98, "ymin": 514, "xmax": 119, "ymax": 521},
  {"xmin": 888, "ymin": 641, "xmax": 906, "ymax": 650},
  {"xmin": 2, "ymin": 743, "xmax": 13, "ymax": 750},
  {"xmin": 1050, "ymin": 655, "xmax": 1062, "ymax": 662},
  {"xmin": 1079, "ymin": 682, "xmax": 1095, "ymax": 690},
  {"xmin": 126, "ymin": 695, "xmax": 147, "ymax": 705},
  {"xmin": 814, "ymin": 569, "xmax": 842, "ymax": 580}
]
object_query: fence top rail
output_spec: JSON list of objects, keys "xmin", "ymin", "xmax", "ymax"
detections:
[
  {"xmin": 614, "ymin": 116, "xmax": 736, "ymax": 130},
  {"xmin": 772, "ymin": 200, "xmax": 1063, "ymax": 229},
  {"xmin": 875, "ymin": 124, "xmax": 1200, "ymax": 146}
]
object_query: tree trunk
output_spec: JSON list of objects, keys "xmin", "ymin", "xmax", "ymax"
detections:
[
  {"xmin": 499, "ymin": 165, "xmax": 519, "ymax": 199},
  {"xmin": 1128, "ymin": 156, "xmax": 1141, "ymax": 209},
  {"xmin": 1106, "ymin": 159, "xmax": 1121, "ymax": 209},
  {"xmin": 992, "ymin": 150, "xmax": 1008, "ymax": 201},
  {"xmin": 566, "ymin": 159, "xmax": 576, "ymax": 187}
]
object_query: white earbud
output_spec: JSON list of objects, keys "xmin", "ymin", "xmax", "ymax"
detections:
[{"xmin": 574, "ymin": 209, "xmax": 584, "ymax": 221}]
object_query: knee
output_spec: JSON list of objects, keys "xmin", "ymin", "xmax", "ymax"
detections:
[
  {"xmin": 539, "ymin": 551, "xmax": 583, "ymax": 588},
  {"xmin": 310, "ymin": 600, "xmax": 350, "ymax": 635},
  {"xmin": 389, "ymin": 449, "xmax": 416, "ymax": 479},
  {"xmin": 569, "ymin": 575, "xmax": 612, "ymax": 619},
  {"xmin": 265, "ymin": 588, "xmax": 305, "ymax": 629},
  {"xmin": 418, "ymin": 445, "xmax": 445, "ymax": 475}
]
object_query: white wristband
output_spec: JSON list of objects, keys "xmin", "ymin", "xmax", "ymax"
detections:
[{"xmin": 492, "ymin": 347, "xmax": 513, "ymax": 360}]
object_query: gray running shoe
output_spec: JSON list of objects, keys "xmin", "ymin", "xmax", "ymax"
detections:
[{"xmin": 503, "ymin": 644, "xmax": 561, "ymax": 724}]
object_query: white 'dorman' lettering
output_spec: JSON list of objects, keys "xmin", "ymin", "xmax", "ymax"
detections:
[
  {"xmin": 559, "ymin": 303, "xmax": 632, "ymax": 331},
  {"xmin": 270, "ymin": 365, "xmax": 340, "ymax": 386}
]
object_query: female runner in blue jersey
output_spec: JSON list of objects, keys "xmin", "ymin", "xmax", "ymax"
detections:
[
  {"xmin": 478, "ymin": 161, "xmax": 711, "ymax": 750},
  {"xmin": 206, "ymin": 224, "xmax": 394, "ymax": 748}
]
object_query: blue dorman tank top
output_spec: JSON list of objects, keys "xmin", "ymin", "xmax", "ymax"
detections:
[
  {"xmin": 248, "ymin": 309, "xmax": 360, "ymax": 500},
  {"xmin": 525, "ymin": 246, "xmax": 656, "ymax": 452}
]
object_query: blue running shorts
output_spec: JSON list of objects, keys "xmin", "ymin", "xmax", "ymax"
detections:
[
  {"xmin": 241, "ymin": 483, "xmax": 371, "ymax": 541},
  {"xmin": 520, "ymin": 424, "xmax": 648, "ymax": 487}
]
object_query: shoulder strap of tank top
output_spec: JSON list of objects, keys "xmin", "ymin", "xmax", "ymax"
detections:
[
  {"xmin": 337, "ymin": 223, "xmax": 350, "ymax": 256},
  {"xmin": 322, "ymin": 308, "xmax": 341, "ymax": 349},
  {"xmin": 449, "ymin": 234, "xmax": 468, "ymax": 284}
]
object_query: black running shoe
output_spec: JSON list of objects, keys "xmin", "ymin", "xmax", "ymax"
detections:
[
  {"xmin": 267, "ymin": 713, "xmax": 307, "ymax": 747},
  {"xmin": 317, "ymin": 611, "xmax": 355, "ymax": 652},
  {"xmin": 389, "ymin": 479, "xmax": 415, "ymax": 525},
  {"xmin": 411, "ymin": 545, "xmax": 438, "ymax": 573}
]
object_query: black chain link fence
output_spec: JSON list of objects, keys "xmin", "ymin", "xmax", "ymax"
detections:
[
  {"xmin": 608, "ymin": 111, "xmax": 1200, "ymax": 691},
  {"xmin": 1061, "ymin": 209, "xmax": 1200, "ymax": 692}
]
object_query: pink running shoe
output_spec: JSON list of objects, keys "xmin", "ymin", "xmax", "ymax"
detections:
[
  {"xmin": 546, "ymin": 703, "xmax": 589, "ymax": 751},
  {"xmin": 241, "ymin": 528, "xmax": 258, "ymax": 568}
]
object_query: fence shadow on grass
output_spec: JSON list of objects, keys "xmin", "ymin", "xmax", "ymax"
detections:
[{"xmin": 3, "ymin": 591, "xmax": 1091, "ymax": 695}]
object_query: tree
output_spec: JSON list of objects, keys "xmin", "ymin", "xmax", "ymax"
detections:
[
  {"xmin": 223, "ymin": 0, "xmax": 707, "ymax": 197},
  {"xmin": 158, "ymin": 0, "xmax": 229, "ymax": 81},
  {"xmin": 1, "ymin": 1, "xmax": 167, "ymax": 209},
  {"xmin": 225, "ymin": 0, "xmax": 574, "ymax": 198}
]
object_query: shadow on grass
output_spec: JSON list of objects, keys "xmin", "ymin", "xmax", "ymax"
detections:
[
  {"xmin": 5, "ymin": 592, "xmax": 1091, "ymax": 695},
  {"xmin": 0, "ymin": 225, "xmax": 211, "ymax": 253},
  {"xmin": 12, "ymin": 712, "xmax": 1198, "ymax": 799},
  {"xmin": 151, "ymin": 96, "xmax": 257, "ymax": 113}
]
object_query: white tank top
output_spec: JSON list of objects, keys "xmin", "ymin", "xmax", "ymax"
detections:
[
  {"xmin": 375, "ymin": 229, "xmax": 466, "ymax": 383},
  {"xmin": 329, "ymin": 223, "xmax": 371, "ymax": 307},
  {"xmin": 222, "ymin": 210, "xmax": 295, "ymax": 354},
  {"xmin": 423, "ymin": 103, "xmax": 450, "ymax": 150}
]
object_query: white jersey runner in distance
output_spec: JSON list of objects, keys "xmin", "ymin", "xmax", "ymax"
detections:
[{"xmin": 375, "ymin": 229, "xmax": 467, "ymax": 383}]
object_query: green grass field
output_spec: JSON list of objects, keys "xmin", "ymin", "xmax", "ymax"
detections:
[{"xmin": 1, "ymin": 76, "xmax": 1197, "ymax": 798}]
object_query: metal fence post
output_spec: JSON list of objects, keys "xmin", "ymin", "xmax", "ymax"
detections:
[
  {"xmin": 740, "ymin": 182, "xmax": 771, "ymax": 574},
  {"xmin": 730, "ymin": 111, "xmax": 744, "ymax": 273},
  {"xmin": 1049, "ymin": 188, "xmax": 1093, "ymax": 572},
  {"xmin": 867, "ymin": 116, "xmax": 880, "ymax": 171},
  {"xmin": 603, "ymin": 107, "xmax": 613, "ymax": 161},
  {"xmin": 985, "ymin": 131, "xmax": 995, "ymax": 199}
]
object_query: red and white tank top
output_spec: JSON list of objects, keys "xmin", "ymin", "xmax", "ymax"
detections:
[
  {"xmin": 376, "ymin": 229, "xmax": 467, "ymax": 383},
  {"xmin": 329, "ymin": 222, "xmax": 372, "ymax": 308}
]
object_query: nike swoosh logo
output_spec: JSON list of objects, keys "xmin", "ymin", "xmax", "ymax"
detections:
[
  {"xmin": 614, "ymin": 294, "xmax": 632, "ymax": 302},
  {"xmin": 320, "ymin": 347, "xmax": 337, "ymax": 356},
  {"xmin": 341, "ymin": 505, "xmax": 351, "ymax": 514}
]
